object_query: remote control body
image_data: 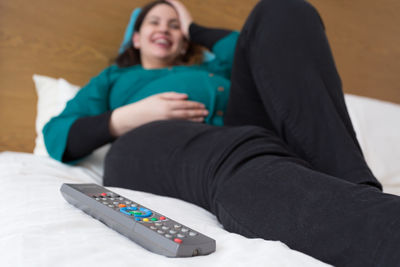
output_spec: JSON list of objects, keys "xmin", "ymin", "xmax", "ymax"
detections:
[{"xmin": 60, "ymin": 183, "xmax": 216, "ymax": 257}]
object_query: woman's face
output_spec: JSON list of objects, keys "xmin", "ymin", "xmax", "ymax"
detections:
[{"xmin": 133, "ymin": 4, "xmax": 187, "ymax": 67}]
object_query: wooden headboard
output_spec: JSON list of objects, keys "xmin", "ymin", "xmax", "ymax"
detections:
[{"xmin": 1, "ymin": 0, "xmax": 399, "ymax": 153}]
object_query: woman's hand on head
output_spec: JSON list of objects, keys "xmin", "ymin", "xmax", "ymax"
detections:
[
  {"xmin": 166, "ymin": 0, "xmax": 193, "ymax": 39},
  {"xmin": 109, "ymin": 92, "xmax": 208, "ymax": 137}
]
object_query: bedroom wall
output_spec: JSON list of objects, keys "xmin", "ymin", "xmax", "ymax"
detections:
[
  {"xmin": 308, "ymin": 0, "xmax": 400, "ymax": 105},
  {"xmin": 1, "ymin": 0, "xmax": 399, "ymax": 153}
]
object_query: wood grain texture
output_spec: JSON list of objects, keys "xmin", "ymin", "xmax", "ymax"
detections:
[
  {"xmin": 308, "ymin": 0, "xmax": 400, "ymax": 104},
  {"xmin": 0, "ymin": 0, "xmax": 399, "ymax": 152}
]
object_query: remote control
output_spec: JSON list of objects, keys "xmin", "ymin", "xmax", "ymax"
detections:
[{"xmin": 60, "ymin": 183, "xmax": 216, "ymax": 257}]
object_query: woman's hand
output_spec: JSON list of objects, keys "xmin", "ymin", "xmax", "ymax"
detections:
[
  {"xmin": 166, "ymin": 0, "xmax": 193, "ymax": 39},
  {"xmin": 109, "ymin": 92, "xmax": 208, "ymax": 137}
]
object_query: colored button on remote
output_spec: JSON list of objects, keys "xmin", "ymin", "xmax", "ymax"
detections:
[
  {"xmin": 120, "ymin": 207, "xmax": 138, "ymax": 215},
  {"xmin": 134, "ymin": 208, "xmax": 152, "ymax": 218},
  {"xmin": 174, "ymin": 238, "xmax": 183, "ymax": 244}
]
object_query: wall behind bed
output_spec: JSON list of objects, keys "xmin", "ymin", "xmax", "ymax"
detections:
[{"xmin": 1, "ymin": 0, "xmax": 399, "ymax": 153}]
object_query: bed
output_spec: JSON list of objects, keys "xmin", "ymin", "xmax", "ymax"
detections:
[
  {"xmin": 1, "ymin": 0, "xmax": 400, "ymax": 266},
  {"xmin": 1, "ymin": 75, "xmax": 399, "ymax": 266}
]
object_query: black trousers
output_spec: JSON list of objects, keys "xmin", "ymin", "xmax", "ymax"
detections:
[{"xmin": 104, "ymin": 0, "xmax": 400, "ymax": 266}]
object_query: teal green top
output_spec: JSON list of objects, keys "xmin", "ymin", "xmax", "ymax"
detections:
[{"xmin": 43, "ymin": 32, "xmax": 239, "ymax": 162}]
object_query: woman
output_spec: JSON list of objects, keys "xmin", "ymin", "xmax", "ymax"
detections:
[
  {"xmin": 44, "ymin": 0, "xmax": 237, "ymax": 161},
  {"xmin": 43, "ymin": 0, "xmax": 400, "ymax": 266}
]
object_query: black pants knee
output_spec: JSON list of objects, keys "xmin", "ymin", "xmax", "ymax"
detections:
[{"xmin": 224, "ymin": 0, "xmax": 381, "ymax": 189}]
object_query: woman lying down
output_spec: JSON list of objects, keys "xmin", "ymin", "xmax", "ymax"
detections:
[{"xmin": 43, "ymin": 0, "xmax": 400, "ymax": 266}]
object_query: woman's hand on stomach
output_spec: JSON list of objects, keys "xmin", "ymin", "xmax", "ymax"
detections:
[{"xmin": 109, "ymin": 92, "xmax": 208, "ymax": 137}]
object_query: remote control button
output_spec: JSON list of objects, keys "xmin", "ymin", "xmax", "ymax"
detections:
[
  {"xmin": 181, "ymin": 228, "xmax": 189, "ymax": 233},
  {"xmin": 143, "ymin": 218, "xmax": 150, "ymax": 222},
  {"xmin": 155, "ymin": 223, "xmax": 162, "ymax": 226},
  {"xmin": 165, "ymin": 234, "xmax": 173, "ymax": 239},
  {"xmin": 118, "ymin": 197, "xmax": 124, "ymax": 200},
  {"xmin": 161, "ymin": 226, "xmax": 169, "ymax": 230},
  {"xmin": 120, "ymin": 207, "xmax": 139, "ymax": 216},
  {"xmin": 150, "ymin": 226, "xmax": 157, "ymax": 230},
  {"xmin": 113, "ymin": 202, "xmax": 119, "ymax": 205},
  {"xmin": 131, "ymin": 204, "xmax": 138, "ymax": 207},
  {"xmin": 189, "ymin": 231, "xmax": 198, "ymax": 237},
  {"xmin": 108, "ymin": 205, "xmax": 114, "ymax": 208},
  {"xmin": 177, "ymin": 234, "xmax": 185, "ymax": 238},
  {"xmin": 101, "ymin": 193, "xmax": 107, "ymax": 196},
  {"xmin": 169, "ymin": 230, "xmax": 177, "ymax": 234},
  {"xmin": 157, "ymin": 230, "xmax": 165, "ymax": 234},
  {"xmin": 95, "ymin": 198, "xmax": 101, "ymax": 201},
  {"xmin": 102, "ymin": 201, "xmax": 108, "ymax": 204},
  {"xmin": 174, "ymin": 224, "xmax": 181, "ymax": 229},
  {"xmin": 125, "ymin": 201, "xmax": 132, "ymax": 204},
  {"xmin": 109, "ymin": 198, "xmax": 115, "ymax": 200},
  {"xmin": 133, "ymin": 208, "xmax": 152, "ymax": 218},
  {"xmin": 174, "ymin": 238, "xmax": 183, "ymax": 244},
  {"xmin": 160, "ymin": 216, "xmax": 166, "ymax": 220},
  {"xmin": 151, "ymin": 218, "xmax": 157, "ymax": 221},
  {"xmin": 118, "ymin": 204, "xmax": 126, "ymax": 208},
  {"xmin": 135, "ymin": 218, "xmax": 141, "ymax": 221}
]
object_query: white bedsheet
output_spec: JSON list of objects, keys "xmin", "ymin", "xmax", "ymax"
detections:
[
  {"xmin": 1, "ymin": 94, "xmax": 399, "ymax": 267},
  {"xmin": 0, "ymin": 152, "xmax": 328, "ymax": 267}
]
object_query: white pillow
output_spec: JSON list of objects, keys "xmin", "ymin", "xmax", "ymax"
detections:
[
  {"xmin": 32, "ymin": 74, "xmax": 109, "ymax": 179},
  {"xmin": 33, "ymin": 74, "xmax": 80, "ymax": 156},
  {"xmin": 344, "ymin": 95, "xmax": 400, "ymax": 195}
]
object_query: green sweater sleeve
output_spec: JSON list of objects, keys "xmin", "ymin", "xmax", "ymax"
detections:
[
  {"xmin": 208, "ymin": 31, "xmax": 239, "ymax": 79},
  {"xmin": 43, "ymin": 66, "xmax": 114, "ymax": 162},
  {"xmin": 212, "ymin": 31, "xmax": 239, "ymax": 66},
  {"xmin": 188, "ymin": 23, "xmax": 239, "ymax": 78}
]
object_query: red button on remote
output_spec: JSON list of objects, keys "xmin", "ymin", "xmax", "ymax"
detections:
[
  {"xmin": 160, "ymin": 216, "xmax": 166, "ymax": 220},
  {"xmin": 174, "ymin": 238, "xmax": 182, "ymax": 244},
  {"xmin": 101, "ymin": 193, "xmax": 107, "ymax": 196}
]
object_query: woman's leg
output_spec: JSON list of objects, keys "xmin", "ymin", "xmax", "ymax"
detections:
[
  {"xmin": 224, "ymin": 0, "xmax": 382, "ymax": 189},
  {"xmin": 104, "ymin": 120, "xmax": 400, "ymax": 267},
  {"xmin": 104, "ymin": 120, "xmax": 296, "ymax": 212}
]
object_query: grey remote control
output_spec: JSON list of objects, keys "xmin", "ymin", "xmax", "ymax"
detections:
[{"xmin": 60, "ymin": 183, "xmax": 216, "ymax": 257}]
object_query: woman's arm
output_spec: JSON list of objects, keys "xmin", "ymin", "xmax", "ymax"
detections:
[
  {"xmin": 189, "ymin": 23, "xmax": 233, "ymax": 50},
  {"xmin": 108, "ymin": 92, "xmax": 208, "ymax": 137},
  {"xmin": 166, "ymin": 0, "xmax": 234, "ymax": 49},
  {"xmin": 61, "ymin": 92, "xmax": 208, "ymax": 163},
  {"xmin": 167, "ymin": 0, "xmax": 239, "ymax": 79},
  {"xmin": 43, "ymin": 66, "xmax": 115, "ymax": 163},
  {"xmin": 62, "ymin": 112, "xmax": 115, "ymax": 162}
]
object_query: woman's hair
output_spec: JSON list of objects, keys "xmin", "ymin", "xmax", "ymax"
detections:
[{"xmin": 115, "ymin": 0, "xmax": 204, "ymax": 68}]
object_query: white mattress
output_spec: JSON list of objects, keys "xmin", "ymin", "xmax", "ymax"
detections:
[{"xmin": 1, "ymin": 94, "xmax": 399, "ymax": 267}]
